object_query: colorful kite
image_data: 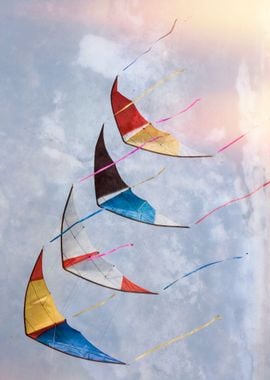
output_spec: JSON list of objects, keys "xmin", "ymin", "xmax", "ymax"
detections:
[
  {"xmin": 24, "ymin": 249, "xmax": 125, "ymax": 364},
  {"xmin": 94, "ymin": 125, "xmax": 189, "ymax": 228},
  {"xmin": 61, "ymin": 186, "xmax": 157, "ymax": 294},
  {"xmin": 111, "ymin": 76, "xmax": 211, "ymax": 158}
]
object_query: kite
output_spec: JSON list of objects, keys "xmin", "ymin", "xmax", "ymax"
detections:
[
  {"xmin": 111, "ymin": 76, "xmax": 211, "ymax": 158},
  {"xmin": 94, "ymin": 125, "xmax": 189, "ymax": 228},
  {"xmin": 111, "ymin": 74, "xmax": 262, "ymax": 158},
  {"xmin": 61, "ymin": 186, "xmax": 157, "ymax": 294},
  {"xmin": 24, "ymin": 249, "xmax": 125, "ymax": 364}
]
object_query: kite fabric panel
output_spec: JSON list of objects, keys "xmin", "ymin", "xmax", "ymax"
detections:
[
  {"xmin": 94, "ymin": 126, "xmax": 189, "ymax": 228},
  {"xmin": 111, "ymin": 76, "xmax": 211, "ymax": 158},
  {"xmin": 61, "ymin": 186, "xmax": 156, "ymax": 294},
  {"xmin": 24, "ymin": 250, "xmax": 125, "ymax": 364}
]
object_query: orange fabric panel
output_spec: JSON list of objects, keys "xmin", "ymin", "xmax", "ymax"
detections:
[
  {"xmin": 121, "ymin": 276, "xmax": 154, "ymax": 294},
  {"xmin": 30, "ymin": 252, "xmax": 44, "ymax": 281}
]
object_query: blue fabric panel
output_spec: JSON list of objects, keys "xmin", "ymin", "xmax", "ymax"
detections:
[
  {"xmin": 100, "ymin": 188, "xmax": 156, "ymax": 224},
  {"xmin": 36, "ymin": 321, "xmax": 124, "ymax": 364}
]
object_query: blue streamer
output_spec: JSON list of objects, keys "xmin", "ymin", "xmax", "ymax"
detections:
[
  {"xmin": 163, "ymin": 254, "xmax": 248, "ymax": 290},
  {"xmin": 50, "ymin": 209, "xmax": 104, "ymax": 243}
]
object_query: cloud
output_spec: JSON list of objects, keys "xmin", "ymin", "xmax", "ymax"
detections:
[{"xmin": 77, "ymin": 34, "xmax": 128, "ymax": 78}]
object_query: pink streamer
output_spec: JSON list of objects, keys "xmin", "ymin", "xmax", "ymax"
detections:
[
  {"xmin": 87, "ymin": 243, "xmax": 134, "ymax": 261},
  {"xmin": 79, "ymin": 136, "xmax": 160, "ymax": 183},
  {"xmin": 217, "ymin": 132, "xmax": 248, "ymax": 153},
  {"xmin": 155, "ymin": 98, "xmax": 201, "ymax": 124},
  {"xmin": 195, "ymin": 180, "xmax": 270, "ymax": 224}
]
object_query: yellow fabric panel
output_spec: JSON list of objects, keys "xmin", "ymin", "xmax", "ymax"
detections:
[
  {"xmin": 127, "ymin": 124, "xmax": 180, "ymax": 156},
  {"xmin": 25, "ymin": 279, "xmax": 65, "ymax": 335}
]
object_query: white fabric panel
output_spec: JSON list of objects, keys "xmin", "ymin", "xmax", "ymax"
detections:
[
  {"xmin": 154, "ymin": 213, "xmax": 181, "ymax": 226},
  {"xmin": 61, "ymin": 189, "xmax": 123, "ymax": 290}
]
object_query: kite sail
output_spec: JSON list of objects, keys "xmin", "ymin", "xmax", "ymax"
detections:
[
  {"xmin": 94, "ymin": 126, "xmax": 189, "ymax": 228},
  {"xmin": 61, "ymin": 186, "xmax": 157, "ymax": 293},
  {"xmin": 111, "ymin": 76, "xmax": 212, "ymax": 158},
  {"xmin": 24, "ymin": 249, "xmax": 125, "ymax": 364}
]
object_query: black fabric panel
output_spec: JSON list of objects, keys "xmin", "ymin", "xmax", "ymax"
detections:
[{"xmin": 94, "ymin": 125, "xmax": 128, "ymax": 200}]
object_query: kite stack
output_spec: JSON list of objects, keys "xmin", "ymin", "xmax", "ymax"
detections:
[{"xmin": 24, "ymin": 21, "xmax": 267, "ymax": 365}]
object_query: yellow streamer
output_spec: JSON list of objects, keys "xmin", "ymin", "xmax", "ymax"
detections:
[
  {"xmin": 72, "ymin": 294, "xmax": 116, "ymax": 318},
  {"xmin": 114, "ymin": 68, "xmax": 185, "ymax": 116},
  {"xmin": 134, "ymin": 315, "xmax": 222, "ymax": 362},
  {"xmin": 132, "ymin": 167, "xmax": 166, "ymax": 188}
]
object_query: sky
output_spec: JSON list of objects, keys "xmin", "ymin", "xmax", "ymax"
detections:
[{"xmin": 0, "ymin": 1, "xmax": 270, "ymax": 379}]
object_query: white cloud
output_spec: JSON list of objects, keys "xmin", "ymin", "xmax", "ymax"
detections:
[{"xmin": 77, "ymin": 34, "xmax": 128, "ymax": 78}]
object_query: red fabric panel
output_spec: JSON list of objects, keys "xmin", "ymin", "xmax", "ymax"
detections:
[
  {"xmin": 111, "ymin": 77, "xmax": 149, "ymax": 136},
  {"xmin": 121, "ymin": 276, "xmax": 154, "ymax": 294},
  {"xmin": 31, "ymin": 251, "xmax": 44, "ymax": 281},
  {"xmin": 63, "ymin": 252, "xmax": 99, "ymax": 268}
]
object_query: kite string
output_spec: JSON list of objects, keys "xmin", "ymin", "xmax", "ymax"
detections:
[
  {"xmin": 133, "ymin": 315, "xmax": 222, "ymax": 362},
  {"xmin": 195, "ymin": 180, "xmax": 270, "ymax": 225}
]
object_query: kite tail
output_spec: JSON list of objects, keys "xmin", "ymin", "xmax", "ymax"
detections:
[
  {"xmin": 195, "ymin": 180, "xmax": 270, "ymax": 224},
  {"xmin": 114, "ymin": 68, "xmax": 185, "ymax": 116},
  {"xmin": 88, "ymin": 243, "xmax": 134, "ymax": 262},
  {"xmin": 50, "ymin": 209, "xmax": 104, "ymax": 243},
  {"xmin": 122, "ymin": 19, "xmax": 178, "ymax": 72},
  {"xmin": 134, "ymin": 315, "xmax": 222, "ymax": 361},
  {"xmin": 163, "ymin": 254, "xmax": 247, "ymax": 290},
  {"xmin": 155, "ymin": 98, "xmax": 201, "ymax": 124},
  {"xmin": 216, "ymin": 124, "xmax": 264, "ymax": 154},
  {"xmin": 132, "ymin": 167, "xmax": 165, "ymax": 188},
  {"xmin": 72, "ymin": 294, "xmax": 116, "ymax": 318},
  {"xmin": 216, "ymin": 132, "xmax": 249, "ymax": 153},
  {"xmin": 79, "ymin": 136, "xmax": 161, "ymax": 183}
]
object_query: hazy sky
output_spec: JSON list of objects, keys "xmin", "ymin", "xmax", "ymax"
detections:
[{"xmin": 1, "ymin": 1, "xmax": 270, "ymax": 379}]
